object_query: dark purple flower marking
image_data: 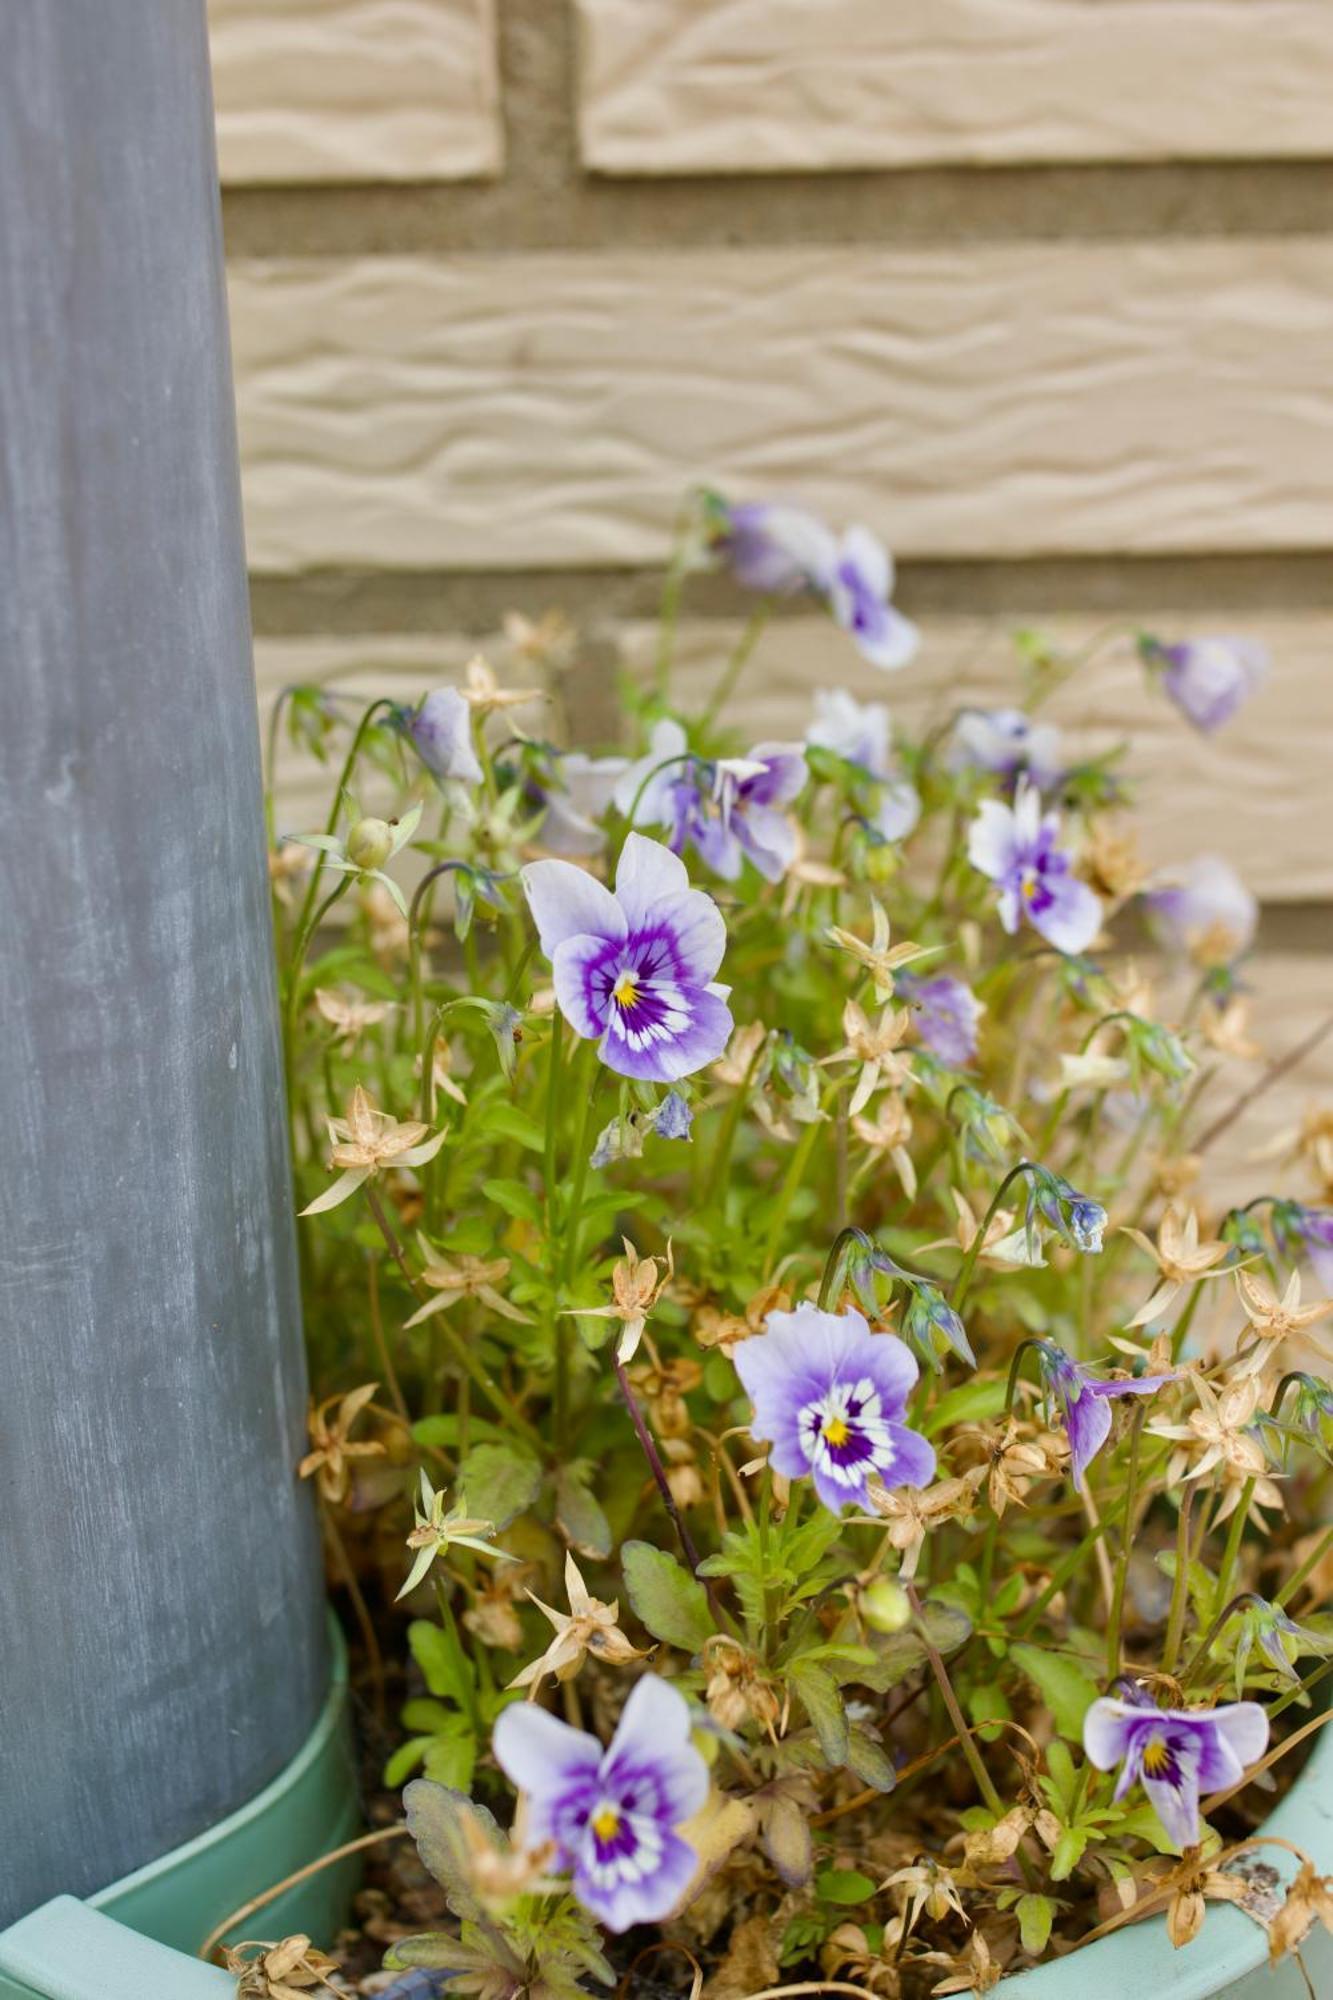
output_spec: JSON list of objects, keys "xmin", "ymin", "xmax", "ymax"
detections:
[
  {"xmin": 1034, "ymin": 1341, "xmax": 1173, "ymax": 1488},
  {"xmin": 492, "ymin": 1675, "xmax": 708, "ymax": 1931},
  {"xmin": 1083, "ymin": 1689, "xmax": 1268, "ymax": 1851},
  {"xmin": 967, "ymin": 780, "xmax": 1102, "ymax": 957}
]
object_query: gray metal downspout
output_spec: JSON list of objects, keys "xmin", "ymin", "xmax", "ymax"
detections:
[{"xmin": 0, "ymin": 0, "xmax": 327, "ymax": 1922}]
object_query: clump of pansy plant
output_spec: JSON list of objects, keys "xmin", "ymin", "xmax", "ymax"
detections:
[{"xmin": 266, "ymin": 490, "xmax": 1332, "ymax": 1996}]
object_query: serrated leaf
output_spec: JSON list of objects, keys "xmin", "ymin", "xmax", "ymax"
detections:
[
  {"xmin": 1010, "ymin": 1643, "xmax": 1100, "ymax": 1739},
  {"xmin": 1016, "ymin": 1892, "xmax": 1055, "ymax": 1955},
  {"xmin": 556, "ymin": 1463, "xmax": 613, "ymax": 1559},
  {"xmin": 402, "ymin": 1780, "xmax": 506, "ymax": 1922},
  {"xmin": 621, "ymin": 1540, "xmax": 714, "ymax": 1652},
  {"xmin": 790, "ymin": 1660, "xmax": 848, "ymax": 1766},
  {"xmin": 457, "ymin": 1440, "xmax": 543, "ymax": 1530},
  {"xmin": 1050, "ymin": 1827, "xmax": 1088, "ymax": 1881}
]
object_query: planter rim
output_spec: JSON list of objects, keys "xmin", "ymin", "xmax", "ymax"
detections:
[{"xmin": 978, "ymin": 1704, "xmax": 1333, "ymax": 1997}]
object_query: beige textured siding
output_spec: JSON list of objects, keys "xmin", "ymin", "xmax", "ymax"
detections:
[
  {"xmin": 576, "ymin": 1, "xmax": 1333, "ymax": 174},
  {"xmin": 228, "ymin": 239, "xmax": 1333, "ymax": 572},
  {"xmin": 209, "ymin": 0, "xmax": 502, "ymax": 183}
]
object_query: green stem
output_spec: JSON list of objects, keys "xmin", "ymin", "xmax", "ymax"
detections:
[
  {"xmin": 1161, "ymin": 1484, "xmax": 1194, "ymax": 1675},
  {"xmin": 763, "ymin": 1116, "xmax": 824, "ymax": 1277},
  {"xmin": 702, "ymin": 1032, "xmax": 767, "ymax": 1208},
  {"xmin": 289, "ymin": 696, "xmax": 395, "ymax": 953},
  {"xmin": 699, "ymin": 601, "xmax": 773, "ymax": 731},
  {"xmin": 1105, "ymin": 1406, "xmax": 1145, "ymax": 1679},
  {"xmin": 1170, "ymin": 1279, "xmax": 1205, "ymax": 1364},
  {"xmin": 951, "ymin": 1161, "xmax": 1034, "ymax": 1312},
  {"xmin": 907, "ymin": 1585, "xmax": 1006, "ymax": 1820},
  {"xmin": 1276, "ymin": 1526, "xmax": 1333, "ymax": 1609},
  {"xmin": 1212, "ymin": 1477, "xmax": 1257, "ymax": 1623}
]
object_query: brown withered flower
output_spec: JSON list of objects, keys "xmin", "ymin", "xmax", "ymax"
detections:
[
  {"xmin": 223, "ymin": 1934, "xmax": 341, "ymax": 1998},
  {"xmin": 702, "ymin": 1635, "xmax": 782, "ymax": 1736},
  {"xmin": 404, "ymin": 1237, "xmax": 532, "ymax": 1330},
  {"xmin": 881, "ymin": 1856, "xmax": 968, "ymax": 1937},
  {"xmin": 416, "ymin": 1033, "xmax": 468, "ymax": 1114},
  {"xmin": 693, "ymin": 1282, "xmax": 788, "ymax": 1356},
  {"xmin": 1201, "ymin": 993, "xmax": 1263, "ymax": 1061},
  {"xmin": 852, "ymin": 1091, "xmax": 917, "ymax": 1200},
  {"xmin": 564, "ymin": 1237, "xmax": 673, "ymax": 1365},
  {"xmin": 1234, "ymin": 1267, "xmax": 1333, "ymax": 1365},
  {"xmin": 1121, "ymin": 1204, "xmax": 1234, "ymax": 1326},
  {"xmin": 1269, "ymin": 1860, "xmax": 1333, "ymax": 1963},
  {"xmin": 1085, "ymin": 818, "xmax": 1149, "ymax": 899},
  {"xmin": 312, "ymin": 986, "xmax": 394, "ymax": 1051},
  {"xmin": 507, "ymin": 1553, "xmax": 646, "ymax": 1693},
  {"xmin": 629, "ymin": 1354, "xmax": 703, "ymax": 1438},
  {"xmin": 828, "ymin": 998, "xmax": 914, "ymax": 1114},
  {"xmin": 503, "ymin": 607, "xmax": 576, "ymax": 673},
  {"xmin": 460, "ymin": 650, "xmax": 541, "ymax": 716},
  {"xmin": 822, "ymin": 1920, "xmax": 905, "ymax": 1995},
  {"xmin": 301, "ymin": 1085, "xmax": 445, "ymax": 1216},
  {"xmin": 1149, "ymin": 1372, "xmax": 1283, "ymax": 1522},
  {"xmin": 297, "ymin": 1382, "xmax": 385, "ymax": 1504},
  {"xmin": 974, "ymin": 1418, "xmax": 1067, "ymax": 1517},
  {"xmin": 1254, "ymin": 1102, "xmax": 1333, "ymax": 1199},
  {"xmin": 866, "ymin": 1467, "xmax": 987, "ymax": 1581},
  {"xmin": 660, "ymin": 1434, "xmax": 706, "ymax": 1509},
  {"xmin": 827, "ymin": 899, "xmax": 934, "ymax": 1003},
  {"xmin": 923, "ymin": 1191, "xmax": 1045, "ymax": 1273}
]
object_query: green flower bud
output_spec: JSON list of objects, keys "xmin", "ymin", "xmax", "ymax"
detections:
[
  {"xmin": 861, "ymin": 1578, "xmax": 911, "ymax": 1634},
  {"xmin": 346, "ymin": 816, "xmax": 394, "ymax": 871}
]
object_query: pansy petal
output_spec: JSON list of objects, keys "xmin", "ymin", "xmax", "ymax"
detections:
[
  {"xmin": 880, "ymin": 1421, "xmax": 937, "ymax": 1491},
  {"xmin": 604, "ymin": 1676, "xmax": 709, "ymax": 1825},
  {"xmin": 574, "ymin": 1823, "xmax": 697, "ymax": 1933},
  {"xmin": 1199, "ymin": 1702, "xmax": 1269, "ymax": 1785},
  {"xmin": 552, "ymin": 933, "xmax": 616, "ymax": 1040},
  {"xmin": 614, "ymin": 831, "xmax": 690, "ymax": 920},
  {"xmin": 522, "ymin": 858, "xmax": 625, "ymax": 958},
  {"xmin": 493, "ymin": 1702, "xmax": 601, "ymax": 1848},
  {"xmin": 600, "ymin": 980, "xmax": 733, "ymax": 1084},
  {"xmin": 1031, "ymin": 875, "xmax": 1103, "ymax": 957},
  {"xmin": 967, "ymin": 799, "xmax": 1019, "ymax": 884},
  {"xmin": 1143, "ymin": 1759, "xmax": 1201, "ymax": 1853},
  {"xmin": 1083, "ymin": 1698, "xmax": 1138, "ymax": 1770}
]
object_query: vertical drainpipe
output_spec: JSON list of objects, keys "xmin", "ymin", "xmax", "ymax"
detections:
[{"xmin": 0, "ymin": 0, "xmax": 328, "ymax": 1923}]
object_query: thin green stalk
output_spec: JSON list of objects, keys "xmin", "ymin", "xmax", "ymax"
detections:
[
  {"xmin": 1161, "ymin": 1483, "xmax": 1194, "ymax": 1675},
  {"xmin": 906, "ymin": 1585, "xmax": 1007, "ymax": 1820},
  {"xmin": 1170, "ymin": 1278, "xmax": 1205, "ymax": 1363},
  {"xmin": 1276, "ymin": 1526, "xmax": 1333, "ymax": 1609},
  {"xmin": 1105, "ymin": 1406, "xmax": 1146, "ymax": 1678},
  {"xmin": 762, "ymin": 1117, "xmax": 823, "ymax": 1277},
  {"xmin": 1212, "ymin": 1476, "xmax": 1257, "ymax": 1622},
  {"xmin": 951, "ymin": 1161, "xmax": 1034, "ymax": 1311},
  {"xmin": 702, "ymin": 1032, "xmax": 768, "ymax": 1208},
  {"xmin": 699, "ymin": 600, "xmax": 773, "ymax": 731},
  {"xmin": 289, "ymin": 696, "xmax": 395, "ymax": 952}
]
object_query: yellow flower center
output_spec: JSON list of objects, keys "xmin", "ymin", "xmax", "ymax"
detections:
[
  {"xmin": 822, "ymin": 1415, "xmax": 850, "ymax": 1447},
  {"xmin": 591, "ymin": 1805, "xmax": 621, "ymax": 1842},
  {"xmin": 1021, "ymin": 874, "xmax": 1039, "ymax": 901},
  {"xmin": 1141, "ymin": 1736, "xmax": 1171, "ymax": 1776},
  {"xmin": 612, "ymin": 972, "xmax": 639, "ymax": 1010}
]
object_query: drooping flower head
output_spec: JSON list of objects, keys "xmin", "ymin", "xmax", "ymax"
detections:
[
  {"xmin": 1140, "ymin": 634, "xmax": 1268, "ymax": 734},
  {"xmin": 950, "ymin": 708, "xmax": 1064, "ymax": 792},
  {"xmin": 403, "ymin": 686, "xmax": 484, "ymax": 784},
  {"xmin": 706, "ymin": 496, "xmax": 917, "ymax": 670},
  {"xmin": 1083, "ymin": 1689, "xmax": 1268, "ymax": 1851},
  {"xmin": 492, "ymin": 1674, "xmax": 707, "ymax": 1931},
  {"xmin": 522, "ymin": 834, "xmax": 733, "ymax": 1082},
  {"xmin": 615, "ymin": 717, "xmax": 806, "ymax": 882},
  {"xmin": 967, "ymin": 781, "xmax": 1102, "ymax": 956},
  {"xmin": 1144, "ymin": 855, "xmax": 1257, "ymax": 967},
  {"xmin": 1025, "ymin": 1164, "xmax": 1109, "ymax": 1255},
  {"xmin": 734, "ymin": 1303, "xmax": 936, "ymax": 1515},
  {"xmin": 898, "ymin": 972, "xmax": 983, "ymax": 1068},
  {"xmin": 1033, "ymin": 1341, "xmax": 1173, "ymax": 1487},
  {"xmin": 826, "ymin": 525, "xmax": 919, "ymax": 671}
]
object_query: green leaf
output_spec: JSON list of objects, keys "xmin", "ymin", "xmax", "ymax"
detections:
[
  {"xmin": 482, "ymin": 1103, "xmax": 546, "ymax": 1153},
  {"xmin": 924, "ymin": 1376, "xmax": 1007, "ymax": 1435},
  {"xmin": 409, "ymin": 1619, "xmax": 475, "ymax": 1707},
  {"xmin": 1044, "ymin": 1738, "xmax": 1077, "ymax": 1807},
  {"xmin": 423, "ymin": 1723, "xmax": 477, "ymax": 1793},
  {"xmin": 856, "ymin": 1601, "xmax": 973, "ymax": 1690},
  {"xmin": 967, "ymin": 1680, "xmax": 1011, "ymax": 1745},
  {"xmin": 790, "ymin": 1660, "xmax": 848, "ymax": 1766},
  {"xmin": 621, "ymin": 1540, "xmax": 713, "ymax": 1652},
  {"xmin": 411, "ymin": 1414, "xmax": 503, "ymax": 1449},
  {"xmin": 1050, "ymin": 1827, "xmax": 1088, "ymax": 1881},
  {"xmin": 383, "ymin": 1736, "xmax": 432, "ymax": 1787},
  {"xmin": 845, "ymin": 1723, "xmax": 896, "ymax": 1793},
  {"xmin": 402, "ymin": 1780, "xmax": 507, "ymax": 1922},
  {"xmin": 1016, "ymin": 1892, "xmax": 1055, "ymax": 1956},
  {"xmin": 1010, "ymin": 1643, "xmax": 1100, "ymax": 1738},
  {"xmin": 556, "ymin": 1463, "xmax": 613, "ymax": 1560},
  {"xmin": 817, "ymin": 1868, "xmax": 877, "ymax": 1905},
  {"xmin": 482, "ymin": 1176, "xmax": 542, "ymax": 1224},
  {"xmin": 457, "ymin": 1440, "xmax": 543, "ymax": 1530}
]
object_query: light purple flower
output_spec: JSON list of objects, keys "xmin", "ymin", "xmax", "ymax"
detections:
[
  {"xmin": 899, "ymin": 973, "xmax": 982, "ymax": 1068},
  {"xmin": 967, "ymin": 781, "xmax": 1102, "ymax": 956},
  {"xmin": 716, "ymin": 500, "xmax": 838, "ymax": 596},
  {"xmin": 1083, "ymin": 1690, "xmax": 1268, "ymax": 1851},
  {"xmin": 1284, "ymin": 1205, "xmax": 1333, "ymax": 1293},
  {"xmin": 950, "ymin": 708, "xmax": 1064, "ymax": 792},
  {"xmin": 493, "ymin": 1674, "xmax": 707, "ymax": 1932},
  {"xmin": 1144, "ymin": 856, "xmax": 1257, "ymax": 964},
  {"xmin": 1034, "ymin": 1342, "xmax": 1173, "ymax": 1488},
  {"xmin": 522, "ymin": 833, "xmax": 733, "ymax": 1083},
  {"xmin": 826, "ymin": 526, "xmax": 919, "ymax": 672},
  {"xmin": 405, "ymin": 686, "xmax": 483, "ymax": 785},
  {"xmin": 616, "ymin": 718, "xmax": 806, "ymax": 882},
  {"xmin": 537, "ymin": 752, "xmax": 629, "ymax": 856},
  {"xmin": 734, "ymin": 1303, "xmax": 936, "ymax": 1515},
  {"xmin": 1142, "ymin": 635, "xmax": 1268, "ymax": 734},
  {"xmin": 805, "ymin": 689, "xmax": 921, "ymax": 842}
]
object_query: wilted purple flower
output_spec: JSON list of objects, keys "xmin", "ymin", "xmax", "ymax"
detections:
[
  {"xmin": 1144, "ymin": 855, "xmax": 1257, "ymax": 965},
  {"xmin": 1034, "ymin": 1341, "xmax": 1173, "ymax": 1487},
  {"xmin": 967, "ymin": 781, "xmax": 1102, "ymax": 956},
  {"xmin": 493, "ymin": 1674, "xmax": 707, "ymax": 1931},
  {"xmin": 616, "ymin": 717, "xmax": 806, "ymax": 882},
  {"xmin": 950, "ymin": 708, "xmax": 1064, "ymax": 791},
  {"xmin": 902, "ymin": 1282, "xmax": 975, "ymax": 1371},
  {"xmin": 1025, "ymin": 1166, "xmax": 1108, "ymax": 1254},
  {"xmin": 522, "ymin": 834, "xmax": 732, "ymax": 1084},
  {"xmin": 537, "ymin": 751, "xmax": 629, "ymax": 856},
  {"xmin": 826, "ymin": 526, "xmax": 919, "ymax": 671},
  {"xmin": 1083, "ymin": 1689, "xmax": 1268, "ymax": 1851},
  {"xmin": 734, "ymin": 1303, "xmax": 936, "ymax": 1515},
  {"xmin": 899, "ymin": 973, "xmax": 982, "ymax": 1068},
  {"xmin": 1232, "ymin": 1598, "xmax": 1332, "ymax": 1693},
  {"xmin": 654, "ymin": 1089, "xmax": 693, "ymax": 1141},
  {"xmin": 1140, "ymin": 634, "xmax": 1268, "ymax": 734},
  {"xmin": 404, "ymin": 686, "xmax": 483, "ymax": 784}
]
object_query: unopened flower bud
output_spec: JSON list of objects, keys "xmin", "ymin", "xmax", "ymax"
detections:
[
  {"xmin": 346, "ymin": 816, "xmax": 394, "ymax": 870},
  {"xmin": 861, "ymin": 1578, "xmax": 911, "ymax": 1634}
]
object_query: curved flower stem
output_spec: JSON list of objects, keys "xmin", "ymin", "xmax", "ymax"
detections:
[
  {"xmin": 613, "ymin": 1352, "xmax": 709, "ymax": 1589},
  {"xmin": 951, "ymin": 1160, "xmax": 1034, "ymax": 1311},
  {"xmin": 906, "ymin": 1584, "xmax": 1007, "ymax": 1821},
  {"xmin": 1003, "ymin": 1337, "xmax": 1044, "ymax": 1417},
  {"xmin": 699, "ymin": 600, "xmax": 773, "ymax": 731},
  {"xmin": 1161, "ymin": 1482, "xmax": 1194, "ymax": 1675},
  {"xmin": 1105, "ymin": 1404, "xmax": 1146, "ymax": 1679},
  {"xmin": 1210, "ymin": 1475, "xmax": 1257, "ymax": 1624},
  {"xmin": 1276, "ymin": 1525, "xmax": 1333, "ymax": 1609},
  {"xmin": 817, "ymin": 1226, "xmax": 869, "ymax": 1311},
  {"xmin": 624, "ymin": 751, "xmax": 695, "ymax": 832},
  {"xmin": 289, "ymin": 695, "xmax": 396, "ymax": 947},
  {"xmin": 1179, "ymin": 1591, "xmax": 1266, "ymax": 1690}
]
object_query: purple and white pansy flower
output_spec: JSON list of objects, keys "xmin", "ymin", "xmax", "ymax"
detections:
[
  {"xmin": 898, "ymin": 972, "xmax": 983, "ymax": 1068},
  {"xmin": 1140, "ymin": 634, "xmax": 1268, "ymax": 735},
  {"xmin": 805, "ymin": 689, "xmax": 921, "ymax": 843},
  {"xmin": 1034, "ymin": 1342, "xmax": 1173, "ymax": 1488},
  {"xmin": 734, "ymin": 1302, "xmax": 936, "ymax": 1515},
  {"xmin": 1144, "ymin": 855, "xmax": 1257, "ymax": 966},
  {"xmin": 522, "ymin": 834, "xmax": 733, "ymax": 1083},
  {"xmin": 616, "ymin": 717, "xmax": 807, "ymax": 881},
  {"xmin": 826, "ymin": 525, "xmax": 920, "ymax": 672},
  {"xmin": 711, "ymin": 498, "xmax": 918, "ymax": 672},
  {"xmin": 968, "ymin": 781, "xmax": 1102, "ymax": 957},
  {"xmin": 404, "ymin": 686, "xmax": 483, "ymax": 785},
  {"xmin": 950, "ymin": 707, "xmax": 1065, "ymax": 793},
  {"xmin": 493, "ymin": 1673, "xmax": 708, "ymax": 1932},
  {"xmin": 1083, "ymin": 1688, "xmax": 1269, "ymax": 1852}
]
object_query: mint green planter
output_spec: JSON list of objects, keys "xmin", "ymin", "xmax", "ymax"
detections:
[
  {"xmin": 982, "ymin": 1712, "xmax": 1333, "ymax": 1998},
  {"xmin": 0, "ymin": 1620, "xmax": 359, "ymax": 2000}
]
